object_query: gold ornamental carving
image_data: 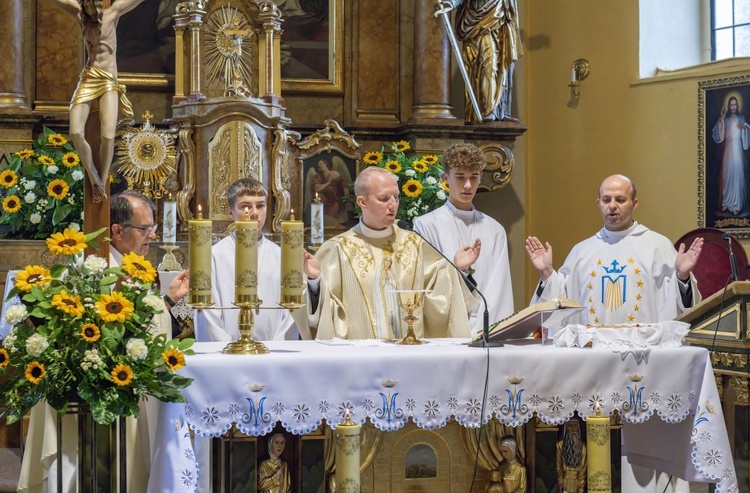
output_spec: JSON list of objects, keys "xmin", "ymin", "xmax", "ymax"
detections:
[
  {"xmin": 710, "ymin": 351, "xmax": 748, "ymax": 368},
  {"xmin": 296, "ymin": 119, "xmax": 361, "ymax": 153},
  {"xmin": 176, "ymin": 127, "xmax": 196, "ymax": 224},
  {"xmin": 715, "ymin": 375, "xmax": 724, "ymax": 400},
  {"xmin": 271, "ymin": 128, "xmax": 299, "ymax": 233},
  {"xmin": 479, "ymin": 144, "xmax": 514, "ymax": 192},
  {"xmin": 209, "ymin": 121, "xmax": 262, "ymax": 219},
  {"xmin": 115, "ymin": 111, "xmax": 178, "ymax": 199},
  {"xmin": 205, "ymin": 6, "xmax": 254, "ymax": 96},
  {"xmin": 729, "ymin": 377, "xmax": 749, "ymax": 406}
]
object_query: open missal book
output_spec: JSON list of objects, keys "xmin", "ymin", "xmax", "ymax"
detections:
[{"xmin": 473, "ymin": 297, "xmax": 585, "ymax": 343}]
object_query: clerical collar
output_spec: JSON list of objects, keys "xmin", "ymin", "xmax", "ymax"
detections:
[
  {"xmin": 446, "ymin": 200, "xmax": 476, "ymax": 220},
  {"xmin": 602, "ymin": 220, "xmax": 639, "ymax": 239},
  {"xmin": 358, "ymin": 220, "xmax": 394, "ymax": 239}
]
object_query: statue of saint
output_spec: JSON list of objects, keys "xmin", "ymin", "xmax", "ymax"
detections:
[
  {"xmin": 258, "ymin": 433, "xmax": 292, "ymax": 493},
  {"xmin": 556, "ymin": 418, "xmax": 587, "ymax": 493},
  {"xmin": 496, "ymin": 435, "xmax": 527, "ymax": 493},
  {"xmin": 49, "ymin": 0, "xmax": 144, "ymax": 203},
  {"xmin": 441, "ymin": 0, "xmax": 523, "ymax": 122}
]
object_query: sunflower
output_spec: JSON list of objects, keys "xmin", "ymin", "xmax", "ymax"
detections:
[
  {"xmin": 384, "ymin": 160, "xmax": 401, "ymax": 174},
  {"xmin": 0, "ymin": 169, "xmax": 18, "ymax": 188},
  {"xmin": 421, "ymin": 155, "xmax": 439, "ymax": 165},
  {"xmin": 393, "ymin": 140, "xmax": 410, "ymax": 153},
  {"xmin": 402, "ymin": 179, "xmax": 423, "ymax": 198},
  {"xmin": 62, "ymin": 152, "xmax": 80, "ymax": 168},
  {"xmin": 51, "ymin": 290, "xmax": 85, "ymax": 317},
  {"xmin": 46, "ymin": 228, "xmax": 87, "ymax": 255},
  {"xmin": 121, "ymin": 252, "xmax": 157, "ymax": 283},
  {"xmin": 14, "ymin": 149, "xmax": 34, "ymax": 160},
  {"xmin": 25, "ymin": 361, "xmax": 45, "ymax": 384},
  {"xmin": 411, "ymin": 160, "xmax": 428, "ymax": 173},
  {"xmin": 110, "ymin": 364, "xmax": 134, "ymax": 386},
  {"xmin": 47, "ymin": 179, "xmax": 69, "ymax": 200},
  {"xmin": 0, "ymin": 348, "xmax": 8, "ymax": 369},
  {"xmin": 362, "ymin": 151, "xmax": 383, "ymax": 165},
  {"xmin": 162, "ymin": 348, "xmax": 186, "ymax": 371},
  {"xmin": 80, "ymin": 323, "xmax": 101, "ymax": 342},
  {"xmin": 441, "ymin": 181, "xmax": 450, "ymax": 192},
  {"xmin": 96, "ymin": 292, "xmax": 135, "ymax": 323},
  {"xmin": 48, "ymin": 134, "xmax": 68, "ymax": 146},
  {"xmin": 2, "ymin": 196, "xmax": 21, "ymax": 214},
  {"xmin": 14, "ymin": 265, "xmax": 52, "ymax": 292},
  {"xmin": 38, "ymin": 155, "xmax": 55, "ymax": 167}
]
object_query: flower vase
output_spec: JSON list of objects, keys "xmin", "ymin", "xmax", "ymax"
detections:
[{"xmin": 56, "ymin": 398, "xmax": 127, "ymax": 492}]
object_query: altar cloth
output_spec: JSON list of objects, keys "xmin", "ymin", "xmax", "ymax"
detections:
[{"xmin": 147, "ymin": 340, "xmax": 738, "ymax": 493}]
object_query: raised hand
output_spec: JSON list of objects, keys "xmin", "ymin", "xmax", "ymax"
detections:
[
  {"xmin": 675, "ymin": 237, "xmax": 703, "ymax": 281},
  {"xmin": 454, "ymin": 238, "xmax": 481, "ymax": 271},
  {"xmin": 167, "ymin": 269, "xmax": 190, "ymax": 303},
  {"xmin": 525, "ymin": 236, "xmax": 554, "ymax": 279},
  {"xmin": 303, "ymin": 250, "xmax": 320, "ymax": 280}
]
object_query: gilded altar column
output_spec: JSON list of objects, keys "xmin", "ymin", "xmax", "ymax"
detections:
[
  {"xmin": 0, "ymin": 0, "xmax": 34, "ymax": 109},
  {"xmin": 409, "ymin": 0, "xmax": 455, "ymax": 122},
  {"xmin": 257, "ymin": 2, "xmax": 283, "ymax": 101}
]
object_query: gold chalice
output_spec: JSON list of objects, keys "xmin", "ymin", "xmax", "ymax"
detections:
[{"xmin": 395, "ymin": 290, "xmax": 429, "ymax": 345}]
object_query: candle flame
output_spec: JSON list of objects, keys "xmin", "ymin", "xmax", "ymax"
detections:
[
  {"xmin": 244, "ymin": 206, "xmax": 249, "ymax": 220},
  {"xmin": 290, "ymin": 208, "xmax": 295, "ymax": 221},
  {"xmin": 197, "ymin": 204, "xmax": 203, "ymax": 220}
]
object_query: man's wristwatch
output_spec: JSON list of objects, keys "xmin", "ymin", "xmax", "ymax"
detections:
[{"xmin": 163, "ymin": 293, "xmax": 176, "ymax": 308}]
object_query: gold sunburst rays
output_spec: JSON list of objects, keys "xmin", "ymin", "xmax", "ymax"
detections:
[
  {"xmin": 205, "ymin": 6, "xmax": 254, "ymax": 93},
  {"xmin": 115, "ymin": 111, "xmax": 177, "ymax": 199}
]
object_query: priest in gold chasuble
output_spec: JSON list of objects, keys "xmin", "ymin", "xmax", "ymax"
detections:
[{"xmin": 305, "ymin": 167, "xmax": 478, "ymax": 340}]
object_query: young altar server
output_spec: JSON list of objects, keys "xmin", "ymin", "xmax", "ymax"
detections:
[
  {"xmin": 413, "ymin": 143, "xmax": 514, "ymax": 333},
  {"xmin": 195, "ymin": 178, "xmax": 299, "ymax": 341}
]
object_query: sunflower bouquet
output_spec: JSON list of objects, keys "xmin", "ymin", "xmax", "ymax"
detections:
[
  {"xmin": 358, "ymin": 140, "xmax": 448, "ymax": 228},
  {"xmin": 0, "ymin": 228, "xmax": 194, "ymax": 425},
  {"xmin": 0, "ymin": 127, "xmax": 84, "ymax": 239}
]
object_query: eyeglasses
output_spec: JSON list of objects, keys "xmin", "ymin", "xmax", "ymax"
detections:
[{"xmin": 124, "ymin": 223, "xmax": 158, "ymax": 234}]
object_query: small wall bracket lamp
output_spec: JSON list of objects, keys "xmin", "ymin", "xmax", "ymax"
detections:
[{"xmin": 568, "ymin": 59, "xmax": 590, "ymax": 97}]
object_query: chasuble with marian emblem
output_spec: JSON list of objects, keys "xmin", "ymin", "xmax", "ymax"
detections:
[
  {"xmin": 531, "ymin": 222, "xmax": 700, "ymax": 325},
  {"xmin": 308, "ymin": 222, "xmax": 479, "ymax": 339}
]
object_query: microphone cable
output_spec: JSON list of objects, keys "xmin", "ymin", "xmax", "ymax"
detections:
[
  {"xmin": 468, "ymin": 343, "xmax": 491, "ymax": 493},
  {"xmin": 709, "ymin": 274, "xmax": 733, "ymax": 354}
]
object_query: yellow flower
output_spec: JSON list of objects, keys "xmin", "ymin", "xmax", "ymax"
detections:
[
  {"xmin": 121, "ymin": 252, "xmax": 157, "ymax": 283},
  {"xmin": 48, "ymin": 134, "xmax": 68, "ymax": 146},
  {"xmin": 15, "ymin": 149, "xmax": 34, "ymax": 160},
  {"xmin": 46, "ymin": 228, "xmax": 87, "ymax": 255},
  {"xmin": 51, "ymin": 290, "xmax": 85, "ymax": 317},
  {"xmin": 47, "ymin": 179, "xmax": 69, "ymax": 200},
  {"xmin": 25, "ymin": 362, "xmax": 45, "ymax": 384},
  {"xmin": 384, "ymin": 160, "xmax": 401, "ymax": 173},
  {"xmin": 402, "ymin": 179, "xmax": 423, "ymax": 198},
  {"xmin": 0, "ymin": 169, "xmax": 18, "ymax": 189},
  {"xmin": 441, "ymin": 181, "xmax": 450, "ymax": 192},
  {"xmin": 412, "ymin": 160, "xmax": 428, "ymax": 173},
  {"xmin": 2, "ymin": 196, "xmax": 21, "ymax": 214},
  {"xmin": 96, "ymin": 292, "xmax": 135, "ymax": 323},
  {"xmin": 393, "ymin": 140, "xmax": 410, "ymax": 153},
  {"xmin": 62, "ymin": 152, "xmax": 80, "ymax": 168},
  {"xmin": 81, "ymin": 323, "xmax": 101, "ymax": 342},
  {"xmin": 38, "ymin": 155, "xmax": 55, "ymax": 167},
  {"xmin": 0, "ymin": 348, "xmax": 8, "ymax": 369},
  {"xmin": 110, "ymin": 364, "xmax": 134, "ymax": 386},
  {"xmin": 14, "ymin": 265, "xmax": 52, "ymax": 293},
  {"xmin": 162, "ymin": 348, "xmax": 186, "ymax": 371},
  {"xmin": 422, "ymin": 155, "xmax": 439, "ymax": 165},
  {"xmin": 363, "ymin": 151, "xmax": 383, "ymax": 165}
]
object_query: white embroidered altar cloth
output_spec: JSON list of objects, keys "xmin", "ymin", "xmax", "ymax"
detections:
[{"xmin": 147, "ymin": 340, "xmax": 738, "ymax": 493}]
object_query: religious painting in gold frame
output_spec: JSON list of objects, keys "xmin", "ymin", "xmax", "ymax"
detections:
[
  {"xmin": 698, "ymin": 75, "xmax": 750, "ymax": 238},
  {"xmin": 279, "ymin": 0, "xmax": 344, "ymax": 95},
  {"xmin": 115, "ymin": 0, "xmax": 179, "ymax": 90}
]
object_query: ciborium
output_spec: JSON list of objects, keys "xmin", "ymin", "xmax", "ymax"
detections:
[{"xmin": 395, "ymin": 290, "xmax": 429, "ymax": 345}]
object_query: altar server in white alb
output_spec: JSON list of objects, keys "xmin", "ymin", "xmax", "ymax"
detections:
[
  {"xmin": 195, "ymin": 178, "xmax": 299, "ymax": 341},
  {"xmin": 525, "ymin": 174, "xmax": 702, "ymax": 326},
  {"xmin": 413, "ymin": 143, "xmax": 514, "ymax": 333},
  {"xmin": 525, "ymin": 174, "xmax": 704, "ymax": 493}
]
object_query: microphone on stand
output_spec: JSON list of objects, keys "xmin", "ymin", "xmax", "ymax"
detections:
[
  {"xmin": 722, "ymin": 233, "xmax": 740, "ymax": 282},
  {"xmin": 397, "ymin": 220, "xmax": 502, "ymax": 348}
]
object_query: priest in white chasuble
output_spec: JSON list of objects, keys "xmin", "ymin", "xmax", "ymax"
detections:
[
  {"xmin": 525, "ymin": 174, "xmax": 703, "ymax": 326},
  {"xmin": 304, "ymin": 166, "xmax": 478, "ymax": 340}
]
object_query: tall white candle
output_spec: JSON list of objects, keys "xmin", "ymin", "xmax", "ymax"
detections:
[
  {"xmin": 163, "ymin": 197, "xmax": 177, "ymax": 243},
  {"xmin": 311, "ymin": 193, "xmax": 324, "ymax": 245},
  {"xmin": 571, "ymin": 66, "xmax": 578, "ymax": 83},
  {"xmin": 335, "ymin": 410, "xmax": 361, "ymax": 491}
]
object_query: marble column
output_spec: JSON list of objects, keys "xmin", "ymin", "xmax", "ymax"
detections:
[
  {"xmin": 410, "ymin": 0, "xmax": 455, "ymax": 122},
  {"xmin": 0, "ymin": 0, "xmax": 34, "ymax": 109}
]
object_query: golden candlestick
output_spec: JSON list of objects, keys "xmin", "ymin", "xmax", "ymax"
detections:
[
  {"xmin": 396, "ymin": 290, "xmax": 427, "ymax": 345},
  {"xmin": 280, "ymin": 210, "xmax": 305, "ymax": 310},
  {"xmin": 189, "ymin": 205, "xmax": 213, "ymax": 308},
  {"xmin": 222, "ymin": 302, "xmax": 268, "ymax": 355}
]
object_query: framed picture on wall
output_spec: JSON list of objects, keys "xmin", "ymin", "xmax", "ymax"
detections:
[{"xmin": 699, "ymin": 74, "xmax": 750, "ymax": 238}]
